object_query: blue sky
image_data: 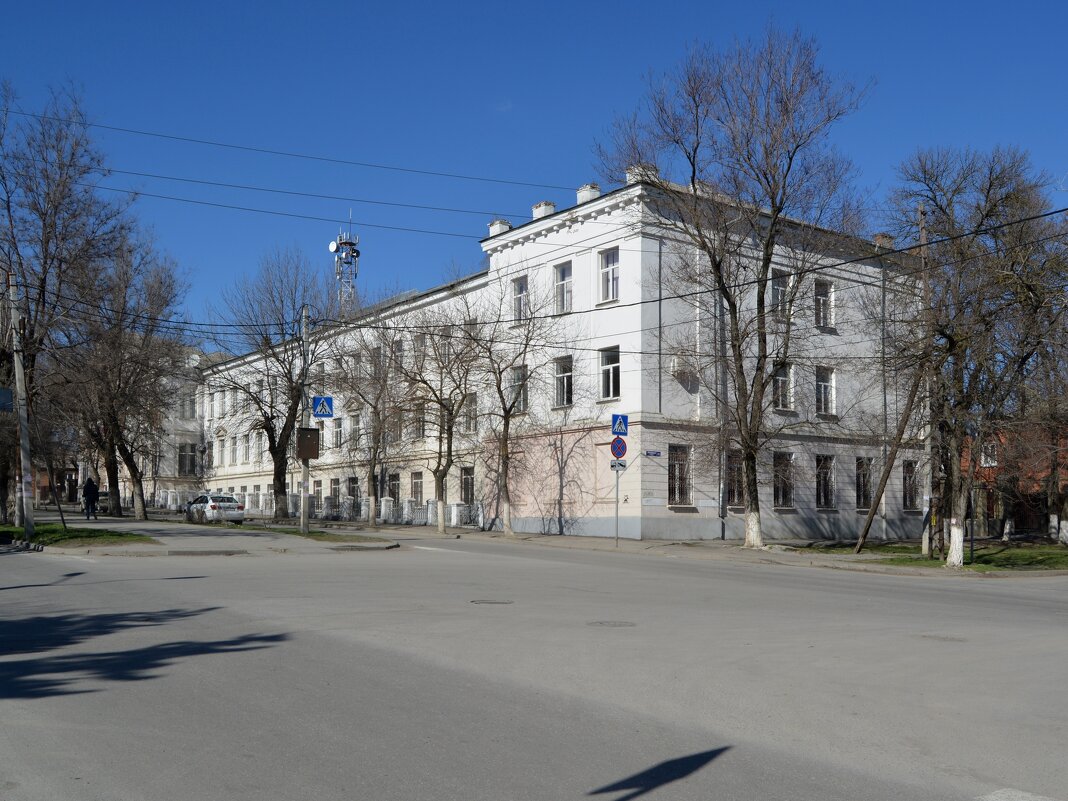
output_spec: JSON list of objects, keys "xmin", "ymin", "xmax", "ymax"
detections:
[{"xmin": 3, "ymin": 1, "xmax": 1066, "ymax": 315}]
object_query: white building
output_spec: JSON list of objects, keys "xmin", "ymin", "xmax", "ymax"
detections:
[{"xmin": 165, "ymin": 175, "xmax": 928, "ymax": 541}]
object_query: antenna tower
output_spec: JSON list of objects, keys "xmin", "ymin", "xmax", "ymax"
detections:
[{"xmin": 328, "ymin": 217, "xmax": 360, "ymax": 308}]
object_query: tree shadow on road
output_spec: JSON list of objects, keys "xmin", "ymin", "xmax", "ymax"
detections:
[
  {"xmin": 588, "ymin": 747, "xmax": 732, "ymax": 801},
  {"xmin": 0, "ymin": 606, "xmax": 288, "ymax": 699}
]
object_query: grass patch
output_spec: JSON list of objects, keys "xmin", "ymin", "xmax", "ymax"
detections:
[
  {"xmin": 862, "ymin": 544, "xmax": 1068, "ymax": 571},
  {"xmin": 0, "ymin": 522, "xmax": 158, "ymax": 548},
  {"xmin": 815, "ymin": 542, "xmax": 920, "ymax": 555},
  {"xmin": 257, "ymin": 525, "xmax": 390, "ymax": 544}
]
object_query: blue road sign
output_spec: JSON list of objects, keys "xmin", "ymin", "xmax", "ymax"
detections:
[
  {"xmin": 611, "ymin": 414, "xmax": 629, "ymax": 436},
  {"xmin": 610, "ymin": 436, "xmax": 627, "ymax": 459},
  {"xmin": 312, "ymin": 396, "xmax": 334, "ymax": 418}
]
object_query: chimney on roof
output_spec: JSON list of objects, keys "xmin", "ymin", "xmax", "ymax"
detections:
[
  {"xmin": 625, "ymin": 163, "xmax": 658, "ymax": 185},
  {"xmin": 873, "ymin": 232, "xmax": 895, "ymax": 250},
  {"xmin": 532, "ymin": 201, "xmax": 556, "ymax": 220},
  {"xmin": 577, "ymin": 183, "xmax": 601, "ymax": 204},
  {"xmin": 488, "ymin": 219, "xmax": 512, "ymax": 236}
]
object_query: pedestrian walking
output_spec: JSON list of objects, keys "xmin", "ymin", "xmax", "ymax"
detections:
[{"xmin": 83, "ymin": 477, "xmax": 99, "ymax": 520}]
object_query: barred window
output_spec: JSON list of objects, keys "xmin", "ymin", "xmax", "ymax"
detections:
[
  {"xmin": 856, "ymin": 457, "xmax": 874, "ymax": 509},
  {"xmin": 773, "ymin": 452, "xmax": 794, "ymax": 508},
  {"xmin": 815, "ymin": 454, "xmax": 836, "ymax": 509},
  {"xmin": 902, "ymin": 460, "xmax": 919, "ymax": 510},
  {"xmin": 668, "ymin": 445, "xmax": 692, "ymax": 505}
]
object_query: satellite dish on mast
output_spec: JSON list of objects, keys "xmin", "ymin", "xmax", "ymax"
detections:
[{"xmin": 328, "ymin": 240, "xmax": 339, "ymax": 253}]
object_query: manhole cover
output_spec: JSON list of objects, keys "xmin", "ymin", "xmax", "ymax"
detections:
[
  {"xmin": 587, "ymin": 620, "xmax": 636, "ymax": 627},
  {"xmin": 470, "ymin": 599, "xmax": 513, "ymax": 605}
]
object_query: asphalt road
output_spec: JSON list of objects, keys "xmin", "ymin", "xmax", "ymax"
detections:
[{"xmin": 1, "ymin": 528, "xmax": 1064, "ymax": 801}]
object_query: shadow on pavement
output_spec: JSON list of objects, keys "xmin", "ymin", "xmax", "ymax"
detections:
[{"xmin": 588, "ymin": 747, "xmax": 732, "ymax": 801}]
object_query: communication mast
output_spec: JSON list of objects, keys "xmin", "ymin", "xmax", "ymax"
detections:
[{"xmin": 328, "ymin": 221, "xmax": 360, "ymax": 308}]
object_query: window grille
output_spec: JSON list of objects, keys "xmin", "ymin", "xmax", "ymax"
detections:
[{"xmin": 668, "ymin": 445, "xmax": 692, "ymax": 505}]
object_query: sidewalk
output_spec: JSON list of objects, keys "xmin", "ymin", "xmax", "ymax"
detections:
[{"xmin": 13, "ymin": 506, "xmax": 1066, "ymax": 577}]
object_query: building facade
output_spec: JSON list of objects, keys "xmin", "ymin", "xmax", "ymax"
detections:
[{"xmin": 149, "ymin": 176, "xmax": 929, "ymax": 541}]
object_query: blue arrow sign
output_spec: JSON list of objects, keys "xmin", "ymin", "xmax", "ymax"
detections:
[
  {"xmin": 611, "ymin": 414, "xmax": 629, "ymax": 436},
  {"xmin": 312, "ymin": 396, "xmax": 334, "ymax": 418}
]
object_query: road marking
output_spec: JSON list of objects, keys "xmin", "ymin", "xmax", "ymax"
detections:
[
  {"xmin": 978, "ymin": 790, "xmax": 1065, "ymax": 801},
  {"xmin": 412, "ymin": 545, "xmax": 451, "ymax": 552}
]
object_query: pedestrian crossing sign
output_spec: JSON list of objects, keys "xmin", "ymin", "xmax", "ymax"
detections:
[
  {"xmin": 611, "ymin": 414, "xmax": 628, "ymax": 436},
  {"xmin": 312, "ymin": 396, "xmax": 334, "ymax": 418}
]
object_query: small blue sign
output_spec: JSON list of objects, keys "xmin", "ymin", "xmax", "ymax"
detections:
[
  {"xmin": 611, "ymin": 414, "xmax": 629, "ymax": 436},
  {"xmin": 312, "ymin": 396, "xmax": 334, "ymax": 418}
]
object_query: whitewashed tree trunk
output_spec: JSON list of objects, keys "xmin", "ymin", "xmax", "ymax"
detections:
[
  {"xmin": 1048, "ymin": 513, "xmax": 1060, "ymax": 541},
  {"xmin": 1001, "ymin": 517, "xmax": 1015, "ymax": 542},
  {"xmin": 945, "ymin": 487, "xmax": 968, "ymax": 568},
  {"xmin": 436, "ymin": 497, "xmax": 446, "ymax": 536},
  {"xmin": 744, "ymin": 510, "xmax": 763, "ymax": 549}
]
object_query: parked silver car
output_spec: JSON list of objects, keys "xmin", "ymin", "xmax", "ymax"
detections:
[{"xmin": 186, "ymin": 494, "xmax": 244, "ymax": 524}]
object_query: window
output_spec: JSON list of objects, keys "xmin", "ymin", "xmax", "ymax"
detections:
[
  {"xmin": 555, "ymin": 356, "xmax": 573, "ymax": 407},
  {"xmin": 332, "ymin": 418, "xmax": 343, "ymax": 448},
  {"xmin": 255, "ymin": 432, "xmax": 263, "ymax": 462},
  {"xmin": 773, "ymin": 452, "xmax": 794, "ymax": 508},
  {"xmin": 462, "ymin": 393, "xmax": 478, "ymax": 433},
  {"xmin": 317, "ymin": 420, "xmax": 326, "ymax": 449},
  {"xmin": 815, "ymin": 280, "xmax": 834, "ymax": 328},
  {"xmin": 513, "ymin": 276, "xmax": 529, "ymax": 321},
  {"xmin": 902, "ymin": 460, "xmax": 919, "ymax": 510},
  {"xmin": 555, "ymin": 262, "xmax": 573, "ymax": 313},
  {"xmin": 230, "ymin": 388, "xmax": 239, "ymax": 413},
  {"xmin": 230, "ymin": 436, "xmax": 238, "ymax": 465},
  {"xmin": 350, "ymin": 414, "xmax": 361, "ymax": 448},
  {"xmin": 315, "ymin": 363, "xmax": 326, "ymax": 394},
  {"xmin": 726, "ymin": 450, "xmax": 743, "ymax": 506},
  {"xmin": 413, "ymin": 333, "xmax": 427, "ymax": 370},
  {"xmin": 600, "ymin": 247, "xmax": 619, "ymax": 302},
  {"xmin": 346, "ymin": 476, "xmax": 358, "ymax": 499},
  {"xmin": 815, "ymin": 367, "xmax": 835, "ymax": 416},
  {"xmin": 209, "ymin": 391, "xmax": 217, "ymax": 419},
  {"xmin": 391, "ymin": 339, "xmax": 404, "ymax": 369},
  {"xmin": 600, "ymin": 346, "xmax": 621, "ymax": 400},
  {"xmin": 771, "ymin": 269, "xmax": 790, "ymax": 315},
  {"xmin": 460, "ymin": 466, "xmax": 475, "ymax": 505},
  {"xmin": 772, "ymin": 363, "xmax": 793, "ymax": 411},
  {"xmin": 178, "ymin": 443, "xmax": 198, "ymax": 476},
  {"xmin": 370, "ymin": 347, "xmax": 382, "ymax": 378},
  {"xmin": 205, "ymin": 441, "xmax": 214, "ymax": 469},
  {"xmin": 411, "ymin": 472, "xmax": 423, "ymax": 504},
  {"xmin": 668, "ymin": 444, "xmax": 692, "ymax": 505},
  {"xmin": 387, "ymin": 473, "xmax": 400, "ymax": 501},
  {"xmin": 179, "ymin": 394, "xmax": 197, "ymax": 420},
  {"xmin": 980, "ymin": 442, "xmax": 998, "ymax": 467},
  {"xmin": 242, "ymin": 434, "xmax": 251, "ymax": 463},
  {"xmin": 815, "ymin": 454, "xmax": 836, "ymax": 509},
  {"xmin": 413, "ymin": 401, "xmax": 426, "ymax": 439},
  {"xmin": 856, "ymin": 457, "xmax": 874, "ymax": 509},
  {"xmin": 510, "ymin": 365, "xmax": 528, "ymax": 413},
  {"xmin": 312, "ymin": 480, "xmax": 322, "ymax": 514}
]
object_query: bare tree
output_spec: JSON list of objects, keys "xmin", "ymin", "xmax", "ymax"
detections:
[
  {"xmin": 890, "ymin": 146, "xmax": 1068, "ymax": 567},
  {"xmin": 331, "ymin": 319, "xmax": 409, "ymax": 526},
  {"xmin": 391, "ymin": 306, "xmax": 477, "ymax": 535},
  {"xmin": 45, "ymin": 230, "xmax": 185, "ymax": 518},
  {"xmin": 212, "ymin": 247, "xmax": 335, "ymax": 518},
  {"xmin": 0, "ymin": 84, "xmax": 130, "ymax": 515},
  {"xmin": 465, "ymin": 282, "xmax": 559, "ymax": 535},
  {"xmin": 601, "ymin": 28, "xmax": 864, "ymax": 547}
]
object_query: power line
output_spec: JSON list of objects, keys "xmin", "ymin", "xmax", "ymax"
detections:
[{"xmin": 3, "ymin": 107, "xmax": 575, "ymax": 191}]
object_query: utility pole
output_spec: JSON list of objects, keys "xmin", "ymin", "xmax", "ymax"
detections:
[
  {"xmin": 7, "ymin": 274, "xmax": 34, "ymax": 539},
  {"xmin": 300, "ymin": 304, "xmax": 311, "ymax": 536}
]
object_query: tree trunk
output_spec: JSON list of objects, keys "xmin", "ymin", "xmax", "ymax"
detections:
[
  {"xmin": 271, "ymin": 455, "xmax": 289, "ymax": 519},
  {"xmin": 945, "ymin": 477, "xmax": 969, "ymax": 568},
  {"xmin": 365, "ymin": 466, "xmax": 378, "ymax": 527},
  {"xmin": 104, "ymin": 444, "xmax": 122, "ymax": 517},
  {"xmin": 742, "ymin": 448, "xmax": 763, "ymax": 548},
  {"xmin": 500, "ymin": 427, "xmax": 513, "ymax": 536},
  {"xmin": 434, "ymin": 471, "xmax": 446, "ymax": 535},
  {"xmin": 114, "ymin": 440, "xmax": 148, "ymax": 520}
]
